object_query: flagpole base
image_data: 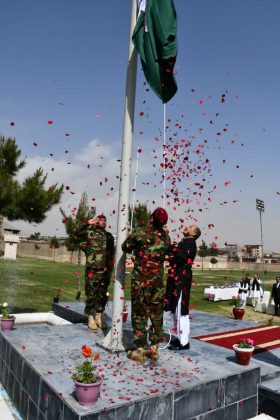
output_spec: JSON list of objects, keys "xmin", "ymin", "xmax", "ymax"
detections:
[{"xmin": 97, "ymin": 328, "xmax": 127, "ymax": 352}]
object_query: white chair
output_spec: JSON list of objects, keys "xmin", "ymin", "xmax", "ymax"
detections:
[
  {"xmin": 266, "ymin": 302, "xmax": 275, "ymax": 316},
  {"xmin": 254, "ymin": 291, "xmax": 271, "ymax": 313}
]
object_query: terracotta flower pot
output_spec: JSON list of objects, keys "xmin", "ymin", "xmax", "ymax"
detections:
[
  {"xmin": 233, "ymin": 344, "xmax": 254, "ymax": 365},
  {"xmin": 1, "ymin": 316, "xmax": 16, "ymax": 332},
  {"xmin": 232, "ymin": 307, "xmax": 245, "ymax": 320},
  {"xmin": 74, "ymin": 378, "xmax": 102, "ymax": 406},
  {"xmin": 122, "ymin": 311, "xmax": 128, "ymax": 323}
]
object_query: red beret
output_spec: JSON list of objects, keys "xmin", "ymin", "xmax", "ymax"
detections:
[
  {"xmin": 151, "ymin": 208, "xmax": 168, "ymax": 226},
  {"xmin": 96, "ymin": 214, "xmax": 106, "ymax": 220}
]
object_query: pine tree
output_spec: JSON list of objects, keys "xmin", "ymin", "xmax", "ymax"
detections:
[
  {"xmin": 60, "ymin": 192, "xmax": 96, "ymax": 300},
  {"xmin": 0, "ymin": 135, "xmax": 63, "ymax": 251},
  {"xmin": 128, "ymin": 202, "xmax": 151, "ymax": 230}
]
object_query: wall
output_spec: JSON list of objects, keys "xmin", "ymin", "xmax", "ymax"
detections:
[
  {"xmin": 17, "ymin": 241, "xmax": 86, "ymax": 264},
  {"xmin": 16, "ymin": 243, "xmax": 280, "ymax": 274},
  {"xmin": 193, "ymin": 256, "xmax": 280, "ymax": 274}
]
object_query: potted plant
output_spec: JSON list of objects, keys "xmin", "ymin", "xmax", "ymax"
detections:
[
  {"xmin": 233, "ymin": 338, "xmax": 254, "ymax": 365},
  {"xmin": 232, "ymin": 296, "xmax": 245, "ymax": 320},
  {"xmin": 72, "ymin": 345, "xmax": 102, "ymax": 406},
  {"xmin": 0, "ymin": 302, "xmax": 16, "ymax": 331}
]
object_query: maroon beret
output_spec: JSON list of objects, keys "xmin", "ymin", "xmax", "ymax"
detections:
[
  {"xmin": 150, "ymin": 208, "xmax": 168, "ymax": 226},
  {"xmin": 96, "ymin": 214, "xmax": 106, "ymax": 220}
]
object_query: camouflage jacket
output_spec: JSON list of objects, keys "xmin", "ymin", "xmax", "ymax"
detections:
[
  {"xmin": 80, "ymin": 227, "xmax": 114, "ymax": 272},
  {"xmin": 122, "ymin": 224, "xmax": 171, "ymax": 280}
]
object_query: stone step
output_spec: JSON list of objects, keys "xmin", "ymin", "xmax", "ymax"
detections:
[{"xmin": 259, "ymin": 378, "xmax": 280, "ymax": 419}]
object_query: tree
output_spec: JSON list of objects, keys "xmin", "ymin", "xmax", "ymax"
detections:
[
  {"xmin": 210, "ymin": 257, "xmax": 218, "ymax": 268},
  {"xmin": 0, "ymin": 135, "xmax": 63, "ymax": 250},
  {"xmin": 28, "ymin": 232, "xmax": 41, "ymax": 240},
  {"xmin": 60, "ymin": 192, "xmax": 96, "ymax": 300},
  {"xmin": 208, "ymin": 244, "xmax": 219, "ymax": 256},
  {"xmin": 198, "ymin": 241, "xmax": 208, "ymax": 271},
  {"xmin": 50, "ymin": 236, "xmax": 61, "ymax": 249},
  {"xmin": 128, "ymin": 202, "xmax": 151, "ymax": 230},
  {"xmin": 49, "ymin": 236, "xmax": 60, "ymax": 262}
]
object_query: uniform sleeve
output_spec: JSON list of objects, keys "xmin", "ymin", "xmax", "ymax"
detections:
[
  {"xmin": 121, "ymin": 232, "xmax": 138, "ymax": 253},
  {"xmin": 79, "ymin": 229, "xmax": 91, "ymax": 253}
]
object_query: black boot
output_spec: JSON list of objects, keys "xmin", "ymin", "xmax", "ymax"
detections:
[
  {"xmin": 168, "ymin": 342, "xmax": 190, "ymax": 351},
  {"xmin": 170, "ymin": 337, "xmax": 180, "ymax": 346}
]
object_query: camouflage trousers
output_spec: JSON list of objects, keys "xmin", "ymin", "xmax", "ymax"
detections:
[
  {"xmin": 84, "ymin": 267, "xmax": 111, "ymax": 315},
  {"xmin": 131, "ymin": 283, "xmax": 165, "ymax": 348}
]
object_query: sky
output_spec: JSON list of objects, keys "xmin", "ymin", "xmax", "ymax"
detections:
[{"xmin": 1, "ymin": 0, "xmax": 280, "ymax": 252}]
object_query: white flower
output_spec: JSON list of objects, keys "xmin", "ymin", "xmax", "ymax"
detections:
[{"xmin": 2, "ymin": 303, "xmax": 8, "ymax": 307}]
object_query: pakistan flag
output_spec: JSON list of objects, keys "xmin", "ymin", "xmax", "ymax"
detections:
[{"xmin": 132, "ymin": 0, "xmax": 178, "ymax": 103}]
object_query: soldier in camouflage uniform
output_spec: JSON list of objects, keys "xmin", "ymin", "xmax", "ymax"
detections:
[
  {"xmin": 122, "ymin": 208, "xmax": 170, "ymax": 362},
  {"xmin": 80, "ymin": 214, "xmax": 114, "ymax": 330}
]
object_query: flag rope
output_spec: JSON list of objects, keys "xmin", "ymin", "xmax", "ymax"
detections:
[{"xmin": 162, "ymin": 102, "xmax": 167, "ymax": 208}]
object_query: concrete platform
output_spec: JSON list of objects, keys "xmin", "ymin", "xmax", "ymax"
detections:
[
  {"xmin": 53, "ymin": 301, "xmax": 280, "ymax": 382},
  {"xmin": 259, "ymin": 379, "xmax": 280, "ymax": 419},
  {"xmin": 0, "ymin": 302, "xmax": 279, "ymax": 419}
]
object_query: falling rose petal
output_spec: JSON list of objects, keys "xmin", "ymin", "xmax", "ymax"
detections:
[
  {"xmin": 48, "ymin": 120, "xmax": 53, "ymax": 125},
  {"xmin": 22, "ymin": 346, "xmax": 26, "ymax": 350},
  {"xmin": 224, "ymin": 181, "xmax": 231, "ymax": 187},
  {"xmin": 199, "ymin": 100, "xmax": 204, "ymax": 105}
]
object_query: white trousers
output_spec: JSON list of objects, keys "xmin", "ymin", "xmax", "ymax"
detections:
[{"xmin": 173, "ymin": 292, "xmax": 190, "ymax": 346}]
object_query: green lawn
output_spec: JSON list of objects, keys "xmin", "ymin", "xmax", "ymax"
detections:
[
  {"xmin": 0, "ymin": 257, "xmax": 278, "ymax": 325},
  {"xmin": 0, "ymin": 257, "xmax": 132, "ymax": 312}
]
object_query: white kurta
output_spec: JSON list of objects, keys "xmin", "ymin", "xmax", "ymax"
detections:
[
  {"xmin": 238, "ymin": 282, "xmax": 249, "ymax": 304},
  {"xmin": 173, "ymin": 292, "xmax": 190, "ymax": 346}
]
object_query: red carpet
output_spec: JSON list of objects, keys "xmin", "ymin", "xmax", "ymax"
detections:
[{"xmin": 194, "ymin": 325, "xmax": 280, "ymax": 353}]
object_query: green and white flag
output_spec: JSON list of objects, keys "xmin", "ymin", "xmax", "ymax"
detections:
[{"xmin": 132, "ymin": 0, "xmax": 178, "ymax": 103}]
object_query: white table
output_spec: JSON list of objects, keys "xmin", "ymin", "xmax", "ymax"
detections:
[{"xmin": 204, "ymin": 286, "xmax": 240, "ymax": 302}]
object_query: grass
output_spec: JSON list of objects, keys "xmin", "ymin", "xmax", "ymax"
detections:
[
  {"xmin": 0, "ymin": 256, "xmax": 132, "ymax": 312},
  {"xmin": 0, "ymin": 257, "xmax": 279, "ymax": 325}
]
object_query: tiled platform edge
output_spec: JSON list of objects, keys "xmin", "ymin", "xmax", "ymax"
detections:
[
  {"xmin": 0, "ymin": 327, "xmax": 260, "ymax": 420},
  {"xmin": 52, "ymin": 302, "xmax": 87, "ymax": 324},
  {"xmin": 258, "ymin": 379, "xmax": 280, "ymax": 420}
]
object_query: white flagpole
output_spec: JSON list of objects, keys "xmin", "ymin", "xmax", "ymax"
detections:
[
  {"xmin": 130, "ymin": 146, "xmax": 141, "ymax": 230},
  {"xmin": 101, "ymin": 0, "xmax": 138, "ymax": 351}
]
